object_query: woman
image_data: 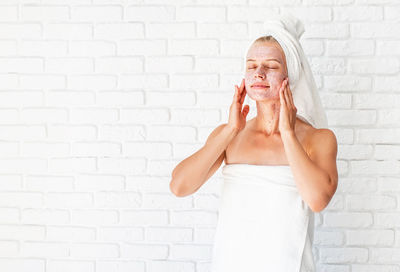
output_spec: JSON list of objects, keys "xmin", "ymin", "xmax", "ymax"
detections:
[{"xmin": 170, "ymin": 13, "xmax": 338, "ymax": 271}]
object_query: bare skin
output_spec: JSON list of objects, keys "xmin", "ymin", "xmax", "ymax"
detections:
[
  {"xmin": 170, "ymin": 41, "xmax": 338, "ymax": 213},
  {"xmin": 227, "ymin": 41, "xmax": 317, "ymax": 166}
]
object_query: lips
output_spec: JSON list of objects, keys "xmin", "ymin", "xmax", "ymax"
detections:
[{"xmin": 251, "ymin": 84, "xmax": 269, "ymax": 88}]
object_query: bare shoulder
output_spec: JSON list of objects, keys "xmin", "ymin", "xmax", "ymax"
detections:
[
  {"xmin": 308, "ymin": 128, "xmax": 338, "ymax": 156},
  {"xmin": 205, "ymin": 123, "xmax": 228, "ymax": 145}
]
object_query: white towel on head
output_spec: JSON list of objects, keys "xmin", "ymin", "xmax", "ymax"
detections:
[{"xmin": 243, "ymin": 11, "xmax": 328, "ymax": 129}]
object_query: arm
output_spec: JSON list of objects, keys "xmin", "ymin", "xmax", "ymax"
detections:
[
  {"xmin": 281, "ymin": 129, "xmax": 338, "ymax": 213},
  {"xmin": 170, "ymin": 124, "xmax": 239, "ymax": 197}
]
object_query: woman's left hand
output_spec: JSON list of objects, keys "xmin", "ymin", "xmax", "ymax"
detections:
[{"xmin": 279, "ymin": 77, "xmax": 297, "ymax": 135}]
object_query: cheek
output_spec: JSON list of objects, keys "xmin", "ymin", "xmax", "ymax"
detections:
[
  {"xmin": 244, "ymin": 70, "xmax": 287, "ymax": 101},
  {"xmin": 244, "ymin": 73, "xmax": 252, "ymax": 89},
  {"xmin": 267, "ymin": 71, "xmax": 286, "ymax": 89}
]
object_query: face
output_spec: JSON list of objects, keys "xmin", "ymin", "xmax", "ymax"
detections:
[{"xmin": 244, "ymin": 41, "xmax": 288, "ymax": 101}]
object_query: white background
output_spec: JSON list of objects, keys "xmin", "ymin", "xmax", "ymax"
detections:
[{"xmin": 0, "ymin": 0, "xmax": 400, "ymax": 271}]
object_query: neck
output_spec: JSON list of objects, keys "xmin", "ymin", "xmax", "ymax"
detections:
[{"xmin": 254, "ymin": 99, "xmax": 281, "ymax": 136}]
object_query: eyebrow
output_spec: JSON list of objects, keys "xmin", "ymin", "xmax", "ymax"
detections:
[{"xmin": 246, "ymin": 58, "xmax": 281, "ymax": 64}]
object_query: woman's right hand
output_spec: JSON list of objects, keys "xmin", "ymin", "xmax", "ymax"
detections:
[{"xmin": 228, "ymin": 78, "xmax": 249, "ymax": 132}]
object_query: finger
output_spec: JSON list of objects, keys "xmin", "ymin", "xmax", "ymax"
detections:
[
  {"xmin": 240, "ymin": 87, "xmax": 247, "ymax": 104},
  {"xmin": 284, "ymin": 81, "xmax": 290, "ymax": 106},
  {"xmin": 279, "ymin": 85, "xmax": 286, "ymax": 106},
  {"xmin": 242, "ymin": 104, "xmax": 249, "ymax": 115},
  {"xmin": 243, "ymin": 105, "xmax": 250, "ymax": 118},
  {"xmin": 239, "ymin": 78, "xmax": 245, "ymax": 95},
  {"xmin": 234, "ymin": 85, "xmax": 239, "ymax": 100},
  {"xmin": 287, "ymin": 84, "xmax": 296, "ymax": 110}
]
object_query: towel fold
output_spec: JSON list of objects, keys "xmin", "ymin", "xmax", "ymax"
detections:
[{"xmin": 210, "ymin": 164, "xmax": 316, "ymax": 272}]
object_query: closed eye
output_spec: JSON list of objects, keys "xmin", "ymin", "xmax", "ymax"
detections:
[{"xmin": 247, "ymin": 67, "xmax": 276, "ymax": 70}]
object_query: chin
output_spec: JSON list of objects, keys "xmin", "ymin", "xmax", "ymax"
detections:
[{"xmin": 248, "ymin": 93, "xmax": 279, "ymax": 101}]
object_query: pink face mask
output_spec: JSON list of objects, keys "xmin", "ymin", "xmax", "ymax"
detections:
[
  {"xmin": 244, "ymin": 42, "xmax": 288, "ymax": 101},
  {"xmin": 245, "ymin": 69, "xmax": 286, "ymax": 101}
]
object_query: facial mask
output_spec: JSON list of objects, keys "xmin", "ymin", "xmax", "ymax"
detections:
[{"xmin": 245, "ymin": 70, "xmax": 286, "ymax": 101}]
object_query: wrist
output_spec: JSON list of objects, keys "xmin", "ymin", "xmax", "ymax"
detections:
[
  {"xmin": 281, "ymin": 129, "xmax": 296, "ymax": 139},
  {"xmin": 226, "ymin": 124, "xmax": 240, "ymax": 133}
]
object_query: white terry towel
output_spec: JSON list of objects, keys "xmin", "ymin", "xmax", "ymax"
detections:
[
  {"xmin": 243, "ymin": 11, "xmax": 328, "ymax": 129},
  {"xmin": 210, "ymin": 164, "xmax": 316, "ymax": 272}
]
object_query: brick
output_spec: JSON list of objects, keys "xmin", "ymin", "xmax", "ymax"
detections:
[
  {"xmin": 119, "ymin": 74, "xmax": 168, "ymax": 89},
  {"xmin": 96, "ymin": 261, "xmax": 145, "ymax": 272},
  {"xmin": 320, "ymin": 247, "xmax": 368, "ymax": 263},
  {"xmin": 68, "ymin": 75, "xmax": 117, "ymax": 90},
  {"xmin": 347, "ymin": 229, "xmax": 394, "ymax": 246},
  {"xmin": 45, "ymin": 23, "xmax": 92, "ymax": 39},
  {"xmin": 351, "ymin": 22, "xmax": 400, "ymax": 38},
  {"xmin": 47, "ymin": 260, "xmax": 94, "ymax": 272},
  {"xmin": 314, "ymin": 230, "xmax": 344, "ymax": 246},
  {"xmin": 347, "ymin": 195, "xmax": 397, "ymax": 210},
  {"xmin": 303, "ymin": 23, "xmax": 349, "ymax": 39},
  {"xmin": 126, "ymin": 5, "xmax": 175, "ymax": 21},
  {"xmin": 70, "ymin": 108, "xmax": 119, "ymax": 123},
  {"xmin": 25, "ymin": 176, "xmax": 74, "ymax": 192},
  {"xmin": 69, "ymin": 41, "xmax": 116, "ymax": 57},
  {"xmin": 22, "ymin": 208, "xmax": 69, "ymax": 224},
  {"xmin": 71, "ymin": 142, "xmax": 121, "ymax": 156},
  {"xmin": 0, "ymin": 57, "xmax": 43, "ymax": 73},
  {"xmin": 147, "ymin": 22, "xmax": 195, "ymax": 38},
  {"xmin": 0, "ymin": 23, "xmax": 41, "ymax": 39},
  {"xmin": 338, "ymin": 144, "xmax": 373, "ymax": 160},
  {"xmin": 71, "ymin": 5, "xmax": 122, "ymax": 21},
  {"xmin": 0, "ymin": 6, "xmax": 18, "ymax": 21},
  {"xmin": 20, "ymin": 75, "xmax": 66, "ymax": 90},
  {"xmin": 46, "ymin": 91, "xmax": 95, "ymax": 106},
  {"xmin": 170, "ymin": 244, "xmax": 212, "ymax": 260},
  {"xmin": 324, "ymin": 75, "xmax": 371, "ymax": 92},
  {"xmin": 351, "ymin": 160, "xmax": 400, "ymax": 175},
  {"xmin": 21, "ymin": 142, "xmax": 70, "ymax": 156},
  {"xmin": 171, "ymin": 210, "xmax": 218, "ymax": 226},
  {"xmin": 47, "ymin": 226, "xmax": 96, "ymax": 242},
  {"xmin": 121, "ymin": 243, "xmax": 168, "ymax": 258},
  {"xmin": 326, "ymin": 110, "xmax": 376, "ymax": 126},
  {"xmin": 96, "ymin": 91, "xmax": 143, "ymax": 107},
  {"xmin": 95, "ymin": 23, "xmax": 144, "ymax": 39},
  {"xmin": 197, "ymin": 23, "xmax": 247, "ymax": 39},
  {"xmin": 0, "ymin": 208, "xmax": 19, "ymax": 223},
  {"xmin": 48, "ymin": 157, "xmax": 96, "ymax": 173},
  {"xmin": 22, "ymin": 5, "xmax": 70, "ymax": 21},
  {"xmin": 98, "ymin": 227, "xmax": 143, "ymax": 242},
  {"xmin": 326, "ymin": 39, "xmax": 374, "ymax": 56},
  {"xmin": 333, "ymin": 6, "xmax": 383, "ymax": 21},
  {"xmin": 323, "ymin": 212, "xmax": 372, "ymax": 228},
  {"xmin": 357, "ymin": 129, "xmax": 400, "ymax": 144},
  {"xmin": 21, "ymin": 108, "xmax": 68, "ymax": 123},
  {"xmin": 98, "ymin": 125, "xmax": 145, "ymax": 141},
  {"xmin": 142, "ymin": 193, "xmax": 192, "ymax": 209},
  {"xmin": 0, "ymin": 259, "xmax": 44, "ymax": 271},
  {"xmin": 0, "ymin": 225, "xmax": 45, "ymax": 240},
  {"xmin": 146, "ymin": 227, "xmax": 192, "ymax": 242},
  {"xmin": 70, "ymin": 243, "xmax": 119, "ymax": 258},
  {"xmin": 47, "ymin": 125, "xmax": 97, "ymax": 141},
  {"xmin": 45, "ymin": 58, "xmax": 93, "ymax": 74},
  {"xmin": 120, "ymin": 210, "xmax": 169, "ymax": 226},
  {"xmin": 75, "ymin": 174, "xmax": 124, "ymax": 191},
  {"xmin": 71, "ymin": 210, "xmax": 119, "ymax": 225},
  {"xmin": 95, "ymin": 57, "xmax": 143, "ymax": 73},
  {"xmin": 45, "ymin": 193, "xmax": 93, "ymax": 208},
  {"xmin": 348, "ymin": 58, "xmax": 399, "ymax": 74}
]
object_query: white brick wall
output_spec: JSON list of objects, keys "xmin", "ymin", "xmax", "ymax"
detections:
[{"xmin": 0, "ymin": 1, "xmax": 399, "ymax": 271}]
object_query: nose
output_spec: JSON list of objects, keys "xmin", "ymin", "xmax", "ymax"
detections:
[{"xmin": 254, "ymin": 68, "xmax": 266, "ymax": 79}]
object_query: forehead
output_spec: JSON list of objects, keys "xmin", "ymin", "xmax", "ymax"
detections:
[{"xmin": 246, "ymin": 42, "xmax": 285, "ymax": 64}]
